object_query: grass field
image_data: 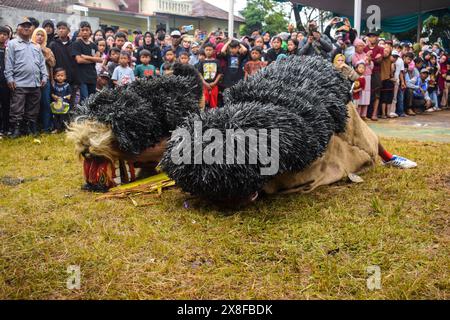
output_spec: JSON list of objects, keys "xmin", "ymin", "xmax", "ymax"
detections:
[{"xmin": 0, "ymin": 134, "xmax": 449, "ymax": 299}]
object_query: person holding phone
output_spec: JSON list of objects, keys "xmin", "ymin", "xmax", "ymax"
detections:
[{"xmin": 298, "ymin": 27, "xmax": 333, "ymax": 59}]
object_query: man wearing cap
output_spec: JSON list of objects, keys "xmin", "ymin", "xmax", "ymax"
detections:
[
  {"xmin": 410, "ymin": 68, "xmax": 433, "ymax": 112},
  {"xmin": 164, "ymin": 30, "xmax": 183, "ymax": 58},
  {"xmin": 49, "ymin": 21, "xmax": 79, "ymax": 108},
  {"xmin": 5, "ymin": 18, "xmax": 48, "ymax": 138},
  {"xmin": 168, "ymin": 30, "xmax": 184, "ymax": 57},
  {"xmin": 96, "ymin": 70, "xmax": 111, "ymax": 92},
  {"xmin": 364, "ymin": 30, "xmax": 384, "ymax": 121}
]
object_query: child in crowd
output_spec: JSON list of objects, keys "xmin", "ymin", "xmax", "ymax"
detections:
[
  {"xmin": 95, "ymin": 39, "xmax": 107, "ymax": 75},
  {"xmin": 396, "ymin": 52, "xmax": 414, "ymax": 117},
  {"xmin": 352, "ymin": 38, "xmax": 373, "ymax": 112},
  {"xmin": 197, "ymin": 42, "xmax": 223, "ymax": 109},
  {"xmin": 287, "ymin": 38, "xmax": 299, "ymax": 56},
  {"xmin": 160, "ymin": 49, "xmax": 176, "ymax": 75},
  {"xmin": 266, "ymin": 37, "xmax": 287, "ymax": 64},
  {"xmin": 195, "ymin": 49, "xmax": 206, "ymax": 69},
  {"xmin": 244, "ymin": 47, "xmax": 267, "ymax": 80},
  {"xmin": 427, "ymin": 54, "xmax": 440, "ymax": 110},
  {"xmin": 220, "ymin": 39, "xmax": 248, "ymax": 89},
  {"xmin": 123, "ymin": 42, "xmax": 136, "ymax": 67},
  {"xmin": 96, "ymin": 70, "xmax": 111, "ymax": 92},
  {"xmin": 178, "ymin": 51, "xmax": 191, "ymax": 65},
  {"xmin": 134, "ymin": 49, "xmax": 157, "ymax": 78},
  {"xmin": 161, "ymin": 63, "xmax": 174, "ymax": 76},
  {"xmin": 106, "ymin": 47, "xmax": 120, "ymax": 77},
  {"xmin": 189, "ymin": 42, "xmax": 200, "ymax": 66},
  {"xmin": 112, "ymin": 51, "xmax": 136, "ymax": 87},
  {"xmin": 353, "ymin": 61, "xmax": 368, "ymax": 119},
  {"xmin": 380, "ymin": 47, "xmax": 396, "ymax": 118},
  {"xmin": 114, "ymin": 32, "xmax": 127, "ymax": 50},
  {"xmin": 50, "ymin": 68, "xmax": 71, "ymax": 133}
]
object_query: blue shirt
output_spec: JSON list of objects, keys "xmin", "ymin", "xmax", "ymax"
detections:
[
  {"xmin": 52, "ymin": 82, "xmax": 72, "ymax": 103},
  {"xmin": 5, "ymin": 36, "xmax": 48, "ymax": 87}
]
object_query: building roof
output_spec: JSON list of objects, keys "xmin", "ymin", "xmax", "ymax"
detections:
[
  {"xmin": 0, "ymin": 0, "xmax": 70, "ymax": 13},
  {"xmin": 123, "ymin": 0, "xmax": 139, "ymax": 13},
  {"xmin": 290, "ymin": 0, "xmax": 449, "ymax": 18},
  {"xmin": 192, "ymin": 0, "xmax": 245, "ymax": 23},
  {"xmin": 0, "ymin": 0, "xmax": 245, "ymax": 23}
]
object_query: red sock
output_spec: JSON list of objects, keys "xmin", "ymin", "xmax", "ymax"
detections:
[{"xmin": 380, "ymin": 150, "xmax": 394, "ymax": 162}]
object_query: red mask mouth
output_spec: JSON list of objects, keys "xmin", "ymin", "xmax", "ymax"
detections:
[{"xmin": 82, "ymin": 157, "xmax": 116, "ymax": 192}]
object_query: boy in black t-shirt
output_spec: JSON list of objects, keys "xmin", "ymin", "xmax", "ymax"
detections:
[
  {"xmin": 220, "ymin": 39, "xmax": 248, "ymax": 89},
  {"xmin": 197, "ymin": 43, "xmax": 223, "ymax": 109},
  {"xmin": 72, "ymin": 21, "xmax": 103, "ymax": 103}
]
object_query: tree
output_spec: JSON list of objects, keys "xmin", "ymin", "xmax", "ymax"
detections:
[
  {"xmin": 240, "ymin": 0, "xmax": 289, "ymax": 35},
  {"xmin": 394, "ymin": 12, "xmax": 450, "ymax": 47},
  {"xmin": 291, "ymin": 4, "xmax": 333, "ymax": 32}
]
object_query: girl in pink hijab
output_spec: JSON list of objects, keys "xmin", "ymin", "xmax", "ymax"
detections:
[
  {"xmin": 123, "ymin": 41, "xmax": 137, "ymax": 67},
  {"xmin": 352, "ymin": 38, "xmax": 373, "ymax": 112}
]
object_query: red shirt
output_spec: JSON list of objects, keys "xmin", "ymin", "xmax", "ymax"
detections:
[
  {"xmin": 364, "ymin": 45, "xmax": 384, "ymax": 74},
  {"xmin": 353, "ymin": 76, "xmax": 366, "ymax": 100},
  {"xmin": 244, "ymin": 60, "xmax": 267, "ymax": 77}
]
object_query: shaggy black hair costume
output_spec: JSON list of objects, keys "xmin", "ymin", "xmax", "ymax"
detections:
[
  {"xmin": 73, "ymin": 63, "xmax": 202, "ymax": 155},
  {"xmin": 160, "ymin": 55, "xmax": 351, "ymax": 201}
]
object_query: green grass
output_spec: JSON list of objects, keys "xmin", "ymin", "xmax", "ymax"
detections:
[{"xmin": 0, "ymin": 134, "xmax": 449, "ymax": 299}]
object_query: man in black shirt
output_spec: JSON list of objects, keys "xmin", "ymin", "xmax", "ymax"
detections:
[
  {"xmin": 49, "ymin": 21, "xmax": 80, "ymax": 108},
  {"xmin": 72, "ymin": 21, "xmax": 102, "ymax": 103},
  {"xmin": 0, "ymin": 26, "xmax": 10, "ymax": 136}
]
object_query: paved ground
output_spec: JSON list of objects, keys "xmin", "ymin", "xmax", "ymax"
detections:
[{"xmin": 368, "ymin": 110, "xmax": 450, "ymax": 143}]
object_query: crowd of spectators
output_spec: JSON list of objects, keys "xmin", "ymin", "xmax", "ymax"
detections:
[{"xmin": 0, "ymin": 16, "xmax": 448, "ymax": 139}]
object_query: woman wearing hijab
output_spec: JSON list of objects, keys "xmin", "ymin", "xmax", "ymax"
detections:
[
  {"xmin": 32, "ymin": 28, "xmax": 56, "ymax": 133},
  {"xmin": 136, "ymin": 32, "xmax": 162, "ymax": 69}
]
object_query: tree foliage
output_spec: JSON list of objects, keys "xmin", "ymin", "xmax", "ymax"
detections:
[{"xmin": 240, "ymin": 0, "xmax": 289, "ymax": 35}]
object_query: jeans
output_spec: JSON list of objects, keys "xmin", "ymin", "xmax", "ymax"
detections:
[
  {"xmin": 40, "ymin": 82, "xmax": 53, "ymax": 132},
  {"xmin": 429, "ymin": 90, "xmax": 438, "ymax": 108},
  {"xmin": 396, "ymin": 88, "xmax": 405, "ymax": 116},
  {"xmin": 79, "ymin": 83, "xmax": 97, "ymax": 103}
]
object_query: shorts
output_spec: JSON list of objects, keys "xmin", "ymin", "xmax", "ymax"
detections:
[
  {"xmin": 371, "ymin": 73, "xmax": 382, "ymax": 99},
  {"xmin": 380, "ymin": 80, "xmax": 394, "ymax": 104}
]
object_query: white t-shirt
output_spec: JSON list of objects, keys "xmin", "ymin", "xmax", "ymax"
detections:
[
  {"xmin": 112, "ymin": 65, "xmax": 135, "ymax": 86},
  {"xmin": 394, "ymin": 58, "xmax": 405, "ymax": 81}
]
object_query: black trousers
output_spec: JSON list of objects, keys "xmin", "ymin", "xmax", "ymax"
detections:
[
  {"xmin": 9, "ymin": 87, "xmax": 41, "ymax": 125},
  {"xmin": 53, "ymin": 113, "xmax": 69, "ymax": 131},
  {"xmin": 0, "ymin": 84, "xmax": 10, "ymax": 132}
]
